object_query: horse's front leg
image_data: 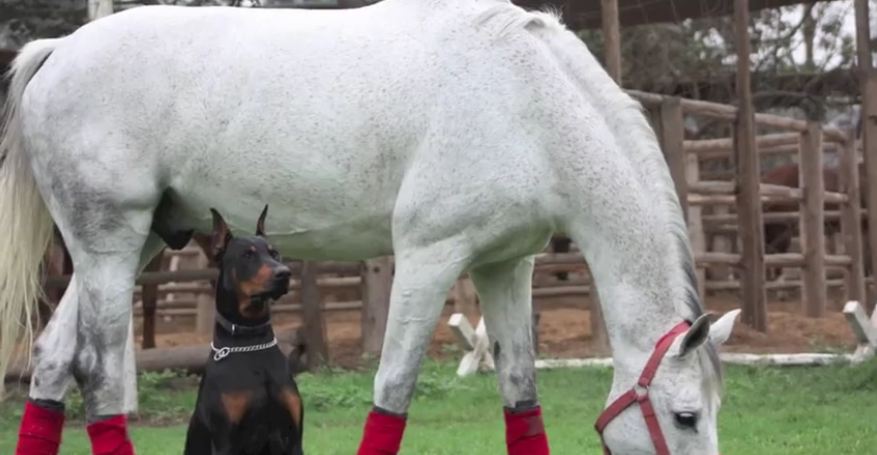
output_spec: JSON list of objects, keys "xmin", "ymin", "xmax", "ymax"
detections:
[
  {"xmin": 356, "ymin": 239, "xmax": 470, "ymax": 455},
  {"xmin": 471, "ymin": 257, "xmax": 550, "ymax": 455}
]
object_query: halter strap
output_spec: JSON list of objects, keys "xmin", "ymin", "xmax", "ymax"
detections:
[
  {"xmin": 215, "ymin": 312, "xmax": 272, "ymax": 336},
  {"xmin": 594, "ymin": 321, "xmax": 691, "ymax": 455}
]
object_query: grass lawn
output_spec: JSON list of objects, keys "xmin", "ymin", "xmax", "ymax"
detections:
[{"xmin": 1, "ymin": 359, "xmax": 876, "ymax": 454}]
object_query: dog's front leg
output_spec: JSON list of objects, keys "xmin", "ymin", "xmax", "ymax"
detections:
[{"xmin": 183, "ymin": 414, "xmax": 212, "ymax": 455}]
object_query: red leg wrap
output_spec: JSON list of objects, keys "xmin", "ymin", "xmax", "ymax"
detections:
[
  {"xmin": 86, "ymin": 415, "xmax": 135, "ymax": 455},
  {"xmin": 356, "ymin": 409, "xmax": 407, "ymax": 455},
  {"xmin": 504, "ymin": 406, "xmax": 550, "ymax": 455},
  {"xmin": 16, "ymin": 400, "xmax": 65, "ymax": 455}
]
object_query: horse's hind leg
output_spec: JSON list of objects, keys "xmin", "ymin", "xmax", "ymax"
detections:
[
  {"xmin": 470, "ymin": 257, "xmax": 550, "ymax": 455},
  {"xmin": 22, "ymin": 232, "xmax": 156, "ymax": 454}
]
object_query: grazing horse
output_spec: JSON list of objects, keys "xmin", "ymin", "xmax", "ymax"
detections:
[{"xmin": 1, "ymin": 2, "xmax": 740, "ymax": 454}]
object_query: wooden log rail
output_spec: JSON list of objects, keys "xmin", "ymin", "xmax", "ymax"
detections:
[
  {"xmin": 688, "ymin": 181, "xmax": 848, "ymax": 205},
  {"xmin": 44, "ymin": 261, "xmax": 363, "ymax": 290},
  {"xmin": 627, "ymin": 90, "xmax": 847, "ymax": 142},
  {"xmin": 702, "ymin": 211, "xmax": 850, "ymax": 226}
]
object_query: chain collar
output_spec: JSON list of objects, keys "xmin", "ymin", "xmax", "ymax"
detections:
[{"xmin": 210, "ymin": 337, "xmax": 278, "ymax": 362}]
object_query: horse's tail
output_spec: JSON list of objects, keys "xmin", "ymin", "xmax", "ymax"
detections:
[{"xmin": 0, "ymin": 39, "xmax": 61, "ymax": 395}]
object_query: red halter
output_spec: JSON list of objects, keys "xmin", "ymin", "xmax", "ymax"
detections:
[{"xmin": 594, "ymin": 321, "xmax": 691, "ymax": 455}]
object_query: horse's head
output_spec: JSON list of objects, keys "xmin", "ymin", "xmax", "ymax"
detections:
[{"xmin": 598, "ymin": 309, "xmax": 741, "ymax": 455}]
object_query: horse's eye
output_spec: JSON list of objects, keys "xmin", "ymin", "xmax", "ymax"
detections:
[{"xmin": 673, "ymin": 412, "xmax": 698, "ymax": 430}]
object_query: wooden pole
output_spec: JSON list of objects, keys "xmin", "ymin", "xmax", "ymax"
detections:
[
  {"xmin": 601, "ymin": 0, "xmax": 622, "ymax": 83},
  {"xmin": 799, "ymin": 123, "xmax": 827, "ymax": 317},
  {"xmin": 361, "ymin": 257, "xmax": 393, "ymax": 357},
  {"xmin": 686, "ymin": 152, "xmax": 707, "ymax": 300},
  {"xmin": 140, "ymin": 254, "xmax": 164, "ymax": 349},
  {"xmin": 856, "ymin": 0, "xmax": 877, "ymax": 312},
  {"xmin": 659, "ymin": 97, "xmax": 688, "ymax": 217},
  {"xmin": 734, "ymin": 0, "xmax": 768, "ymax": 331},
  {"xmin": 855, "ymin": 0, "xmax": 873, "ymax": 74},
  {"xmin": 88, "ymin": 0, "xmax": 113, "ymax": 20},
  {"xmin": 192, "ymin": 251, "xmax": 214, "ymax": 336},
  {"xmin": 856, "ymin": 0, "xmax": 875, "ymax": 291},
  {"xmin": 452, "ymin": 275, "xmax": 479, "ymax": 320},
  {"xmin": 300, "ymin": 261, "xmax": 329, "ymax": 369},
  {"xmin": 840, "ymin": 132, "xmax": 867, "ymax": 306}
]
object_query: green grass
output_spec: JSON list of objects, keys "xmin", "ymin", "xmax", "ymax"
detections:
[{"xmin": 2, "ymin": 360, "xmax": 876, "ymax": 454}]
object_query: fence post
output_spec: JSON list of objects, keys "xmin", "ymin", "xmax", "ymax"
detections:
[
  {"xmin": 799, "ymin": 122, "xmax": 827, "ymax": 317},
  {"xmin": 88, "ymin": 0, "xmax": 113, "ymax": 20},
  {"xmin": 856, "ymin": 0, "xmax": 877, "ymax": 314},
  {"xmin": 600, "ymin": 0, "xmax": 622, "ymax": 83},
  {"xmin": 659, "ymin": 98, "xmax": 688, "ymax": 218},
  {"xmin": 301, "ymin": 261, "xmax": 329, "ymax": 369},
  {"xmin": 861, "ymin": 74, "xmax": 877, "ymax": 313},
  {"xmin": 840, "ymin": 132, "xmax": 867, "ymax": 306},
  {"xmin": 734, "ymin": 0, "xmax": 768, "ymax": 331},
  {"xmin": 452, "ymin": 274, "xmax": 479, "ymax": 320},
  {"xmin": 140, "ymin": 253, "xmax": 164, "ymax": 349},
  {"xmin": 193, "ymin": 252, "xmax": 215, "ymax": 335},
  {"xmin": 361, "ymin": 257, "xmax": 393, "ymax": 357}
]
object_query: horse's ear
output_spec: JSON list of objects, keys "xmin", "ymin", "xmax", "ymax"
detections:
[
  {"xmin": 256, "ymin": 204, "xmax": 268, "ymax": 237},
  {"xmin": 210, "ymin": 208, "xmax": 233, "ymax": 260},
  {"xmin": 674, "ymin": 314, "xmax": 711, "ymax": 358},
  {"xmin": 709, "ymin": 309, "xmax": 741, "ymax": 346}
]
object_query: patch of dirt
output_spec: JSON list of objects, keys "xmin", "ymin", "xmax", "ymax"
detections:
[{"xmin": 143, "ymin": 290, "xmax": 857, "ymax": 369}]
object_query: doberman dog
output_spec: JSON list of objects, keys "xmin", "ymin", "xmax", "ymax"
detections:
[{"xmin": 184, "ymin": 206, "xmax": 304, "ymax": 455}]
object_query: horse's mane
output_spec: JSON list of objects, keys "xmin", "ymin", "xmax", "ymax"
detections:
[{"xmin": 476, "ymin": 2, "xmax": 723, "ymax": 389}]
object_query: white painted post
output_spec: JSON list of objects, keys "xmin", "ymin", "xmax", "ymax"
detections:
[
  {"xmin": 447, "ymin": 314, "xmax": 494, "ymax": 377},
  {"xmin": 843, "ymin": 300, "xmax": 877, "ymax": 362}
]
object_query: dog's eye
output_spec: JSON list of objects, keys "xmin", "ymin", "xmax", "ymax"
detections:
[
  {"xmin": 269, "ymin": 249, "xmax": 280, "ymax": 259},
  {"xmin": 673, "ymin": 412, "xmax": 698, "ymax": 430},
  {"xmin": 243, "ymin": 250, "xmax": 256, "ymax": 259}
]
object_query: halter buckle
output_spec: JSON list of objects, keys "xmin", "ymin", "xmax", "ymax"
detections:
[{"xmin": 633, "ymin": 384, "xmax": 649, "ymax": 400}]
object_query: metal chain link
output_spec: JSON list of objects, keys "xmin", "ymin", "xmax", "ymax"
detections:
[{"xmin": 210, "ymin": 337, "xmax": 278, "ymax": 362}]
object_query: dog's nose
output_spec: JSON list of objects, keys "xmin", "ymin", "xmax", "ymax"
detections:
[{"xmin": 274, "ymin": 266, "xmax": 291, "ymax": 282}]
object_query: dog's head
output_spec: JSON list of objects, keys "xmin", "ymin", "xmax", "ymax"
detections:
[{"xmin": 209, "ymin": 206, "xmax": 291, "ymax": 320}]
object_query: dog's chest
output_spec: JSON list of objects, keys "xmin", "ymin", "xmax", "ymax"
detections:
[{"xmin": 202, "ymin": 353, "xmax": 302, "ymax": 451}]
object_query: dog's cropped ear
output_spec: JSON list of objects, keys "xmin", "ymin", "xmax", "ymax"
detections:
[
  {"xmin": 256, "ymin": 204, "xmax": 269, "ymax": 237},
  {"xmin": 210, "ymin": 208, "xmax": 233, "ymax": 260}
]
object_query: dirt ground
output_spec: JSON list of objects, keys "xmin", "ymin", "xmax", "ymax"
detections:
[{"xmin": 143, "ymin": 289, "xmax": 858, "ymax": 369}]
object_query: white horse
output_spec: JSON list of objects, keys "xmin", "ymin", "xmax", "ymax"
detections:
[{"xmin": 0, "ymin": 1, "xmax": 740, "ymax": 453}]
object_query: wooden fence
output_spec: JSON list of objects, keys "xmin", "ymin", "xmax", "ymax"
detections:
[{"xmin": 630, "ymin": 90, "xmax": 869, "ymax": 329}]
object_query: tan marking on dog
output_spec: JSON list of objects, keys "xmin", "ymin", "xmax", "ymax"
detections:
[
  {"xmin": 279, "ymin": 387, "xmax": 303, "ymax": 428},
  {"xmin": 221, "ymin": 391, "xmax": 253, "ymax": 424},
  {"xmin": 237, "ymin": 264, "xmax": 272, "ymax": 318}
]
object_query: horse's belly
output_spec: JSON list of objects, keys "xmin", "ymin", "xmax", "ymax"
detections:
[{"xmin": 170, "ymin": 163, "xmax": 396, "ymax": 261}]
